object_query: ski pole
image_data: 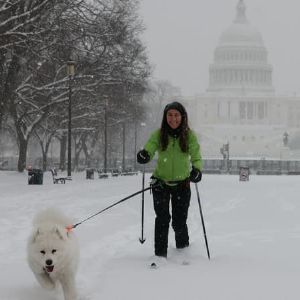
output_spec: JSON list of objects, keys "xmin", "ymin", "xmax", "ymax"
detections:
[
  {"xmin": 69, "ymin": 186, "xmax": 151, "ymax": 229},
  {"xmin": 139, "ymin": 166, "xmax": 146, "ymax": 243},
  {"xmin": 195, "ymin": 183, "xmax": 210, "ymax": 259}
]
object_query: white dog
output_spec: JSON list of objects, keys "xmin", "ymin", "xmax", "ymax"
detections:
[{"xmin": 27, "ymin": 208, "xmax": 79, "ymax": 300}]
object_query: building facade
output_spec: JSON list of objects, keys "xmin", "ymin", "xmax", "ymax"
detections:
[{"xmin": 186, "ymin": 0, "xmax": 300, "ymax": 159}]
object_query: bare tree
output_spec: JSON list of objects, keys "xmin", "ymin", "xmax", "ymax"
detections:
[{"xmin": 0, "ymin": 0, "xmax": 151, "ymax": 171}]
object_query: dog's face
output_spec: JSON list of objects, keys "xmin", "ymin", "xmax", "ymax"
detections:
[{"xmin": 29, "ymin": 225, "xmax": 69, "ymax": 275}]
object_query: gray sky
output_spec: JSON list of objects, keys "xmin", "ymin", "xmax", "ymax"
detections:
[{"xmin": 139, "ymin": 0, "xmax": 300, "ymax": 96}]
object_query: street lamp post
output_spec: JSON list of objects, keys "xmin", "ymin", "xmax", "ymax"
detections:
[
  {"xmin": 220, "ymin": 142, "xmax": 230, "ymax": 172},
  {"xmin": 134, "ymin": 118, "xmax": 137, "ymax": 170},
  {"xmin": 133, "ymin": 93, "xmax": 140, "ymax": 171},
  {"xmin": 67, "ymin": 61, "xmax": 75, "ymax": 177},
  {"xmin": 103, "ymin": 96, "xmax": 108, "ymax": 173},
  {"xmin": 122, "ymin": 122, "xmax": 126, "ymax": 172}
]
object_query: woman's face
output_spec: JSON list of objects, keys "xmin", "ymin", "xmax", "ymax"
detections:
[{"xmin": 166, "ymin": 109, "xmax": 182, "ymax": 129}]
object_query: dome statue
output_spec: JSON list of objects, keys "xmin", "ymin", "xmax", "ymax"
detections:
[{"xmin": 219, "ymin": 0, "xmax": 263, "ymax": 47}]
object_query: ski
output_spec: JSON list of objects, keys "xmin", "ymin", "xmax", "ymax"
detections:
[
  {"xmin": 148, "ymin": 253, "xmax": 191, "ymax": 268},
  {"xmin": 171, "ymin": 255, "xmax": 190, "ymax": 266},
  {"xmin": 148, "ymin": 256, "xmax": 167, "ymax": 269},
  {"xmin": 181, "ymin": 259, "xmax": 190, "ymax": 266},
  {"xmin": 150, "ymin": 262, "xmax": 158, "ymax": 269},
  {"xmin": 171, "ymin": 248, "xmax": 191, "ymax": 266},
  {"xmin": 148, "ymin": 259, "xmax": 189, "ymax": 269}
]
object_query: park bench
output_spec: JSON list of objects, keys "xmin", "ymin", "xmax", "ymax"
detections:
[
  {"xmin": 111, "ymin": 169, "xmax": 120, "ymax": 177},
  {"xmin": 0, "ymin": 160, "xmax": 8, "ymax": 170},
  {"xmin": 120, "ymin": 168, "xmax": 138, "ymax": 176},
  {"xmin": 97, "ymin": 169, "xmax": 109, "ymax": 179},
  {"xmin": 50, "ymin": 168, "xmax": 71, "ymax": 184}
]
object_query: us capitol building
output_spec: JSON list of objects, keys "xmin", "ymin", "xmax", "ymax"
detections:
[{"xmin": 185, "ymin": 0, "xmax": 300, "ymax": 159}]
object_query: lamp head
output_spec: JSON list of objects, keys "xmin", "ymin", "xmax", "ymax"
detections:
[{"xmin": 67, "ymin": 61, "xmax": 75, "ymax": 76}]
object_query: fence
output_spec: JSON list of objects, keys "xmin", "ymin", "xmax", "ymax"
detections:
[{"xmin": 203, "ymin": 159, "xmax": 300, "ymax": 175}]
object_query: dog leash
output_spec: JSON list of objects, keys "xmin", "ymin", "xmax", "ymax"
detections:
[{"xmin": 66, "ymin": 186, "xmax": 152, "ymax": 231}]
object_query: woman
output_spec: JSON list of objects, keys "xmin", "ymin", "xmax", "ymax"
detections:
[{"xmin": 137, "ymin": 101, "xmax": 202, "ymax": 267}]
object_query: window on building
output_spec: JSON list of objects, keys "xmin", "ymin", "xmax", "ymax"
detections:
[
  {"xmin": 247, "ymin": 102, "xmax": 254, "ymax": 119},
  {"xmin": 239, "ymin": 102, "xmax": 246, "ymax": 119},
  {"xmin": 218, "ymin": 102, "xmax": 228, "ymax": 119},
  {"xmin": 258, "ymin": 102, "xmax": 264, "ymax": 119}
]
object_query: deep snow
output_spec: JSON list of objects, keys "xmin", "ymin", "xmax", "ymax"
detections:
[{"xmin": 1, "ymin": 171, "xmax": 300, "ymax": 300}]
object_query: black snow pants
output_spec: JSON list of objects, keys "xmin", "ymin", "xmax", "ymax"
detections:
[{"xmin": 152, "ymin": 180, "xmax": 191, "ymax": 257}]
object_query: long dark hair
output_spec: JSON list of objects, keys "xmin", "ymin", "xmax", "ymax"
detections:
[{"xmin": 160, "ymin": 102, "xmax": 190, "ymax": 152}]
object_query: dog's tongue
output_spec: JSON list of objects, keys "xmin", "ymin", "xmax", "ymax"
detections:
[{"xmin": 45, "ymin": 266, "xmax": 54, "ymax": 272}]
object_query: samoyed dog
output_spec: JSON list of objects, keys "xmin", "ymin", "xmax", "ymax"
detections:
[{"xmin": 27, "ymin": 208, "xmax": 79, "ymax": 300}]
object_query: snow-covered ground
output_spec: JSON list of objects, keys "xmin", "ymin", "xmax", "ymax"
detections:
[{"xmin": 1, "ymin": 171, "xmax": 300, "ymax": 300}]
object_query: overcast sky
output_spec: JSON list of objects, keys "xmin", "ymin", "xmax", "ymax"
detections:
[{"xmin": 139, "ymin": 0, "xmax": 300, "ymax": 96}]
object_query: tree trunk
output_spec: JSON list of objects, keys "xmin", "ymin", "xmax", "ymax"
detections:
[
  {"xmin": 74, "ymin": 151, "xmax": 80, "ymax": 171},
  {"xmin": 18, "ymin": 137, "xmax": 28, "ymax": 172},
  {"xmin": 74, "ymin": 141, "xmax": 82, "ymax": 171},
  {"xmin": 38, "ymin": 134, "xmax": 53, "ymax": 172},
  {"xmin": 42, "ymin": 151, "xmax": 47, "ymax": 171},
  {"xmin": 82, "ymin": 139, "xmax": 93, "ymax": 168}
]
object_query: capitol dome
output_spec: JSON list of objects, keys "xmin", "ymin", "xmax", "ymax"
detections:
[
  {"xmin": 219, "ymin": 23, "xmax": 264, "ymax": 47},
  {"xmin": 207, "ymin": 0, "xmax": 274, "ymax": 95}
]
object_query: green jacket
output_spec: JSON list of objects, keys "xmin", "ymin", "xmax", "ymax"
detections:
[{"xmin": 144, "ymin": 129, "xmax": 202, "ymax": 182}]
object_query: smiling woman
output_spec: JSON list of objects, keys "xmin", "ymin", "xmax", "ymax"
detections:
[
  {"xmin": 166, "ymin": 109, "xmax": 182, "ymax": 129},
  {"xmin": 137, "ymin": 101, "xmax": 203, "ymax": 267}
]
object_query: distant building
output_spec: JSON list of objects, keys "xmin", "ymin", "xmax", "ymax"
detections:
[{"xmin": 185, "ymin": 0, "xmax": 300, "ymax": 158}]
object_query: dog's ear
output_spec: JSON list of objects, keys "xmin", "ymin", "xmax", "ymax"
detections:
[
  {"xmin": 54, "ymin": 226, "xmax": 68, "ymax": 240},
  {"xmin": 30, "ymin": 228, "xmax": 40, "ymax": 243}
]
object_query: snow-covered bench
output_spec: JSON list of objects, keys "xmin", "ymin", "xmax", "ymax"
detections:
[
  {"xmin": 50, "ymin": 169, "xmax": 71, "ymax": 184},
  {"xmin": 97, "ymin": 170, "xmax": 109, "ymax": 179}
]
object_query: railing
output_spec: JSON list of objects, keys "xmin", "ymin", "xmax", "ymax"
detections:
[{"xmin": 203, "ymin": 159, "xmax": 300, "ymax": 175}]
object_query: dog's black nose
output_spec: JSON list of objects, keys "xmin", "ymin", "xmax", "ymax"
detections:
[{"xmin": 46, "ymin": 259, "xmax": 53, "ymax": 266}]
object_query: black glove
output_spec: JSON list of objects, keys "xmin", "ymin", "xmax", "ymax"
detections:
[
  {"xmin": 190, "ymin": 167, "xmax": 202, "ymax": 183},
  {"xmin": 150, "ymin": 176, "xmax": 162, "ymax": 188},
  {"xmin": 137, "ymin": 149, "xmax": 150, "ymax": 164},
  {"xmin": 150, "ymin": 176, "xmax": 165, "ymax": 193}
]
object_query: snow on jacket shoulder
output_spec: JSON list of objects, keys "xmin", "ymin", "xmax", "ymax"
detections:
[{"xmin": 144, "ymin": 129, "xmax": 202, "ymax": 182}]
